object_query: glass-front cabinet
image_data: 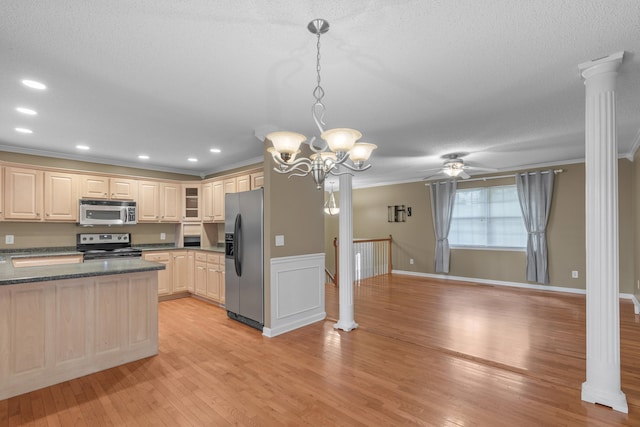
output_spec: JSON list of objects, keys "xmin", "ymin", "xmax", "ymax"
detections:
[{"xmin": 182, "ymin": 183, "xmax": 201, "ymax": 222}]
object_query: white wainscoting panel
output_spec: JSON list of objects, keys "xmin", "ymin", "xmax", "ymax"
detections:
[{"xmin": 263, "ymin": 253, "xmax": 326, "ymax": 338}]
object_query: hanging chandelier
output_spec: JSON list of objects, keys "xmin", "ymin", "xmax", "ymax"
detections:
[
  {"xmin": 266, "ymin": 19, "xmax": 377, "ymax": 190},
  {"xmin": 324, "ymin": 182, "xmax": 339, "ymax": 215}
]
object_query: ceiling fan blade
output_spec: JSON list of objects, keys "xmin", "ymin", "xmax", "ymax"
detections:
[
  {"xmin": 422, "ymin": 172, "xmax": 445, "ymax": 181},
  {"xmin": 458, "ymin": 170, "xmax": 471, "ymax": 179},
  {"xmin": 466, "ymin": 166, "xmax": 498, "ymax": 172}
]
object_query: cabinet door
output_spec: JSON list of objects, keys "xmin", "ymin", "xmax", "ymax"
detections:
[
  {"xmin": 109, "ymin": 178, "xmax": 137, "ymax": 200},
  {"xmin": 236, "ymin": 175, "xmax": 250, "ymax": 192},
  {"xmin": 187, "ymin": 251, "xmax": 195, "ymax": 292},
  {"xmin": 194, "ymin": 260, "xmax": 207, "ymax": 296},
  {"xmin": 138, "ymin": 181, "xmax": 160, "ymax": 222},
  {"xmin": 160, "ymin": 183, "xmax": 180, "ymax": 222},
  {"xmin": 224, "ymin": 178, "xmax": 236, "ymax": 194},
  {"xmin": 44, "ymin": 172, "xmax": 78, "ymax": 222},
  {"xmin": 144, "ymin": 252, "xmax": 172, "ymax": 296},
  {"xmin": 80, "ymin": 175, "xmax": 109, "ymax": 199},
  {"xmin": 172, "ymin": 251, "xmax": 189, "ymax": 293},
  {"xmin": 182, "ymin": 184, "xmax": 201, "ymax": 222},
  {"xmin": 0, "ymin": 166, "xmax": 4, "ymax": 220},
  {"xmin": 201, "ymin": 182, "xmax": 214, "ymax": 222},
  {"xmin": 206, "ymin": 262, "xmax": 221, "ymax": 301},
  {"xmin": 250, "ymin": 172, "xmax": 264, "ymax": 190},
  {"xmin": 212, "ymin": 180, "xmax": 224, "ymax": 222},
  {"xmin": 4, "ymin": 166, "xmax": 43, "ymax": 220}
]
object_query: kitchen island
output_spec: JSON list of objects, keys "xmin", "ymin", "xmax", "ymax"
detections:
[{"xmin": 0, "ymin": 258, "xmax": 164, "ymax": 400}]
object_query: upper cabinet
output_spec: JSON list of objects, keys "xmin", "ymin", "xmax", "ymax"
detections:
[
  {"xmin": 81, "ymin": 175, "xmax": 137, "ymax": 201},
  {"xmin": 0, "ymin": 166, "xmax": 4, "ymax": 221},
  {"xmin": 212, "ymin": 180, "xmax": 225, "ymax": 222},
  {"xmin": 4, "ymin": 166, "xmax": 43, "ymax": 221},
  {"xmin": 44, "ymin": 171, "xmax": 78, "ymax": 222},
  {"xmin": 182, "ymin": 183, "xmax": 201, "ymax": 222},
  {"xmin": 138, "ymin": 181, "xmax": 180, "ymax": 223},
  {"xmin": 250, "ymin": 172, "xmax": 264, "ymax": 190},
  {"xmin": 236, "ymin": 174, "xmax": 250, "ymax": 193}
]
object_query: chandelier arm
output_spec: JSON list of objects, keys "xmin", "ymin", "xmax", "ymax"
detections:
[
  {"xmin": 312, "ymin": 101, "xmax": 326, "ymax": 134},
  {"xmin": 327, "ymin": 169, "xmax": 355, "ymax": 177},
  {"xmin": 335, "ymin": 162, "xmax": 373, "ymax": 173},
  {"xmin": 272, "ymin": 161, "xmax": 313, "ymax": 176}
]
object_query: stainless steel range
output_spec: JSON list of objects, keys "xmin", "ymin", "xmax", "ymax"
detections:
[{"xmin": 77, "ymin": 233, "xmax": 142, "ymax": 261}]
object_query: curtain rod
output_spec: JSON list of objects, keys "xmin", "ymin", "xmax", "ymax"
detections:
[{"xmin": 427, "ymin": 169, "xmax": 564, "ymax": 185}]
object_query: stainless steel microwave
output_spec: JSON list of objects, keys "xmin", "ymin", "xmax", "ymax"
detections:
[{"xmin": 79, "ymin": 200, "xmax": 137, "ymax": 226}]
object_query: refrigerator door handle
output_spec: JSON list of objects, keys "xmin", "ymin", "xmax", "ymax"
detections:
[{"xmin": 234, "ymin": 213, "xmax": 242, "ymax": 276}]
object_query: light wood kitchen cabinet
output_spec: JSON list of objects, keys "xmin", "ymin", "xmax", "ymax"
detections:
[
  {"xmin": 187, "ymin": 251, "xmax": 195, "ymax": 292},
  {"xmin": 138, "ymin": 181, "xmax": 159, "ymax": 222},
  {"xmin": 250, "ymin": 172, "xmax": 264, "ymax": 189},
  {"xmin": 44, "ymin": 171, "xmax": 79, "ymax": 222},
  {"xmin": 12, "ymin": 254, "xmax": 83, "ymax": 267},
  {"xmin": 161, "ymin": 182, "xmax": 180, "ymax": 222},
  {"xmin": 202, "ymin": 181, "xmax": 214, "ymax": 222},
  {"xmin": 224, "ymin": 177, "xmax": 236, "ymax": 194},
  {"xmin": 172, "ymin": 251, "xmax": 189, "ymax": 293},
  {"xmin": 212, "ymin": 180, "xmax": 225, "ymax": 222},
  {"xmin": 143, "ymin": 251, "xmax": 172, "ymax": 296},
  {"xmin": 4, "ymin": 166, "xmax": 43, "ymax": 220},
  {"xmin": 236, "ymin": 174, "xmax": 250, "ymax": 192},
  {"xmin": 138, "ymin": 181, "xmax": 180, "ymax": 223},
  {"xmin": 0, "ymin": 166, "xmax": 4, "ymax": 220},
  {"xmin": 194, "ymin": 252, "xmax": 208, "ymax": 296},
  {"xmin": 80, "ymin": 175, "xmax": 137, "ymax": 200},
  {"xmin": 182, "ymin": 183, "xmax": 201, "ymax": 221},
  {"xmin": 192, "ymin": 251, "xmax": 225, "ymax": 304},
  {"xmin": 206, "ymin": 253, "xmax": 225, "ymax": 303}
]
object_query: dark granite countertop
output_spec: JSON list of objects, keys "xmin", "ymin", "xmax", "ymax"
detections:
[{"xmin": 0, "ymin": 257, "xmax": 165, "ymax": 286}]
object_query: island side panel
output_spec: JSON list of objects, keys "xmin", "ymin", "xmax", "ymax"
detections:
[{"xmin": 0, "ymin": 271, "xmax": 158, "ymax": 400}]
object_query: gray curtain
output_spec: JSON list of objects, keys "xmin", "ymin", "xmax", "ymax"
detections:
[
  {"xmin": 516, "ymin": 170, "xmax": 554, "ymax": 284},
  {"xmin": 429, "ymin": 180, "xmax": 457, "ymax": 273}
]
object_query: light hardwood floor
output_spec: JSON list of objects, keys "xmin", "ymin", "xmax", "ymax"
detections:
[{"xmin": 2, "ymin": 274, "xmax": 640, "ymax": 426}]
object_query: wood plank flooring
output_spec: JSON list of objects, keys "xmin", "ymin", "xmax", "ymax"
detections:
[{"xmin": 2, "ymin": 274, "xmax": 640, "ymax": 425}]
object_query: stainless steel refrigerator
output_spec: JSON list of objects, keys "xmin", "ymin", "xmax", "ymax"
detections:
[{"xmin": 224, "ymin": 188, "xmax": 264, "ymax": 331}]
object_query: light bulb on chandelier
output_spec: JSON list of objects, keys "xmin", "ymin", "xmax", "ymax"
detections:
[{"xmin": 266, "ymin": 19, "xmax": 377, "ymax": 190}]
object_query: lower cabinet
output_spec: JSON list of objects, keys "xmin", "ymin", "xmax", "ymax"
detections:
[
  {"xmin": 145, "ymin": 249, "xmax": 224, "ymax": 304},
  {"xmin": 143, "ymin": 251, "xmax": 172, "ymax": 296}
]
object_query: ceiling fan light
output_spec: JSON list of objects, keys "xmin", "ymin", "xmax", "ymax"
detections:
[
  {"xmin": 444, "ymin": 167, "xmax": 462, "ymax": 177},
  {"xmin": 321, "ymin": 128, "xmax": 362, "ymax": 153}
]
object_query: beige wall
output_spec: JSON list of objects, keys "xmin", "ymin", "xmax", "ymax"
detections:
[
  {"xmin": 263, "ymin": 141, "xmax": 324, "ymax": 327},
  {"xmin": 0, "ymin": 222, "xmax": 177, "ymax": 249},
  {"xmin": 0, "ymin": 151, "xmax": 199, "ymax": 181},
  {"xmin": 325, "ymin": 160, "xmax": 636, "ymax": 293}
]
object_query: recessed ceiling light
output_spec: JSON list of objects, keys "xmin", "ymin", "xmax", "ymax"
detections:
[
  {"xmin": 210, "ymin": 148, "xmax": 221, "ymax": 153},
  {"xmin": 187, "ymin": 157, "xmax": 198, "ymax": 162},
  {"xmin": 76, "ymin": 144, "xmax": 90, "ymax": 150},
  {"xmin": 16, "ymin": 107, "xmax": 37, "ymax": 115},
  {"xmin": 138, "ymin": 155, "xmax": 149, "ymax": 160},
  {"xmin": 21, "ymin": 79, "xmax": 47, "ymax": 90},
  {"xmin": 15, "ymin": 127, "xmax": 33, "ymax": 134}
]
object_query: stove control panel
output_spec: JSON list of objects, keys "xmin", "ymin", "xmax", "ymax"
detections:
[{"xmin": 78, "ymin": 233, "xmax": 130, "ymax": 244}]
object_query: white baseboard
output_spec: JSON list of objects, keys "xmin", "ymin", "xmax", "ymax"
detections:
[
  {"xmin": 264, "ymin": 253, "xmax": 326, "ymax": 338},
  {"xmin": 394, "ymin": 270, "xmax": 640, "ymax": 312}
]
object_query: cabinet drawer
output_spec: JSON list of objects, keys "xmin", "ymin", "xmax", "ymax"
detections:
[
  {"xmin": 195, "ymin": 252, "xmax": 208, "ymax": 262},
  {"xmin": 207, "ymin": 253, "xmax": 222, "ymax": 264},
  {"xmin": 144, "ymin": 252, "xmax": 171, "ymax": 262}
]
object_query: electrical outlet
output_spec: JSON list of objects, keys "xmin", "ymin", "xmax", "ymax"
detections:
[
  {"xmin": 409, "ymin": 258, "xmax": 414, "ymax": 265},
  {"xmin": 275, "ymin": 235, "xmax": 285, "ymax": 246},
  {"xmin": 160, "ymin": 233, "xmax": 166, "ymax": 240},
  {"xmin": 571, "ymin": 270, "xmax": 579, "ymax": 279},
  {"xmin": 5, "ymin": 235, "xmax": 14, "ymax": 245}
]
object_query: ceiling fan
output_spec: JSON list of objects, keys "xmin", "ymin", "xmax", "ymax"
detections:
[{"xmin": 423, "ymin": 153, "xmax": 496, "ymax": 181}]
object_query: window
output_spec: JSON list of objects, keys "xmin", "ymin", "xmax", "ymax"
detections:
[{"xmin": 448, "ymin": 185, "xmax": 526, "ymax": 249}]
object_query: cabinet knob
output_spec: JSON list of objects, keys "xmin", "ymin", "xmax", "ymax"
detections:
[
  {"xmin": 46, "ymin": 213, "xmax": 50, "ymax": 216},
  {"xmin": 36, "ymin": 213, "xmax": 40, "ymax": 216}
]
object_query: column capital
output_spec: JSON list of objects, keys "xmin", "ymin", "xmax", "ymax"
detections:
[{"xmin": 579, "ymin": 51, "xmax": 624, "ymax": 81}]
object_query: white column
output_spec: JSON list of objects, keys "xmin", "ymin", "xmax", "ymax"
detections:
[
  {"xmin": 579, "ymin": 51, "xmax": 627, "ymax": 413},
  {"xmin": 334, "ymin": 169, "xmax": 358, "ymax": 331}
]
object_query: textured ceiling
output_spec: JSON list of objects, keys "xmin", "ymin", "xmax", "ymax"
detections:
[{"xmin": 1, "ymin": 1, "xmax": 639, "ymax": 188}]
